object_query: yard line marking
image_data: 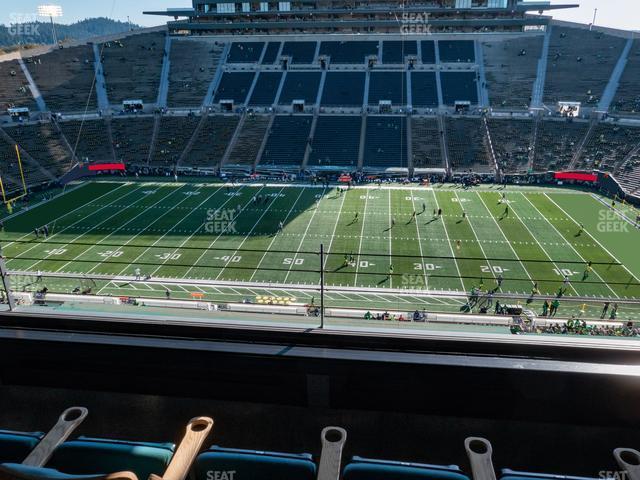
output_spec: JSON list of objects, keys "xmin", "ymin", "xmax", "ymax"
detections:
[
  {"xmin": 353, "ymin": 190, "xmax": 371, "ymax": 287},
  {"xmin": 4, "ymin": 182, "xmax": 131, "ymax": 254},
  {"xmin": 98, "ymin": 185, "xmax": 224, "ymax": 286},
  {"xmin": 250, "ymin": 188, "xmax": 309, "ymax": 282},
  {"xmin": 503, "ymin": 192, "xmax": 580, "ymax": 297},
  {"xmin": 474, "ymin": 192, "xmax": 535, "ymax": 284},
  {"xmin": 430, "ymin": 190, "xmax": 465, "ymax": 291},
  {"xmin": 452, "ymin": 190, "xmax": 499, "ymax": 285},
  {"xmin": 149, "ymin": 185, "xmax": 251, "ymax": 278},
  {"xmin": 284, "ymin": 188, "xmax": 327, "ymax": 284},
  {"xmin": 11, "ymin": 184, "xmax": 148, "ymax": 270},
  {"xmin": 523, "ymin": 193, "xmax": 619, "ymax": 298},
  {"xmin": 545, "ymin": 193, "xmax": 640, "ymax": 286},
  {"xmin": 409, "ymin": 189, "xmax": 428, "ymax": 290},
  {"xmin": 215, "ymin": 187, "xmax": 286, "ymax": 281},
  {"xmin": 183, "ymin": 185, "xmax": 266, "ymax": 278},
  {"xmin": 90, "ymin": 185, "xmax": 221, "ymax": 277},
  {"xmin": 52, "ymin": 185, "xmax": 189, "ymax": 274},
  {"xmin": 322, "ymin": 188, "xmax": 347, "ymax": 269},
  {"xmin": 387, "ymin": 189, "xmax": 393, "ymax": 288}
]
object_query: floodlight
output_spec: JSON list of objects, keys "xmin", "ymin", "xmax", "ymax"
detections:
[{"xmin": 37, "ymin": 5, "xmax": 63, "ymax": 18}]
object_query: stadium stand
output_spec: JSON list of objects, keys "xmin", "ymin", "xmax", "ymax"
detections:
[
  {"xmin": 226, "ymin": 114, "xmax": 270, "ymax": 167},
  {"xmin": 282, "ymin": 41, "xmax": 317, "ymax": 64},
  {"xmin": 321, "ymin": 72, "xmax": 366, "ymax": 107},
  {"xmin": 153, "ymin": 115, "xmax": 200, "ymax": 167},
  {"xmin": 577, "ymin": 123, "xmax": 640, "ymax": 172},
  {"xmin": 411, "ymin": 72, "xmax": 439, "ymax": 108},
  {"xmin": 188, "ymin": 115, "xmax": 240, "ymax": 168},
  {"xmin": 167, "ymin": 39, "xmax": 224, "ymax": 107},
  {"xmin": 0, "ymin": 60, "xmax": 37, "ymax": 114},
  {"xmin": 382, "ymin": 41, "xmax": 417, "ymax": 64},
  {"xmin": 319, "ymin": 41, "xmax": 379, "ymax": 64},
  {"xmin": 27, "ymin": 45, "xmax": 97, "ymax": 112},
  {"xmin": 482, "ymin": 35, "xmax": 543, "ymax": 109},
  {"xmin": 260, "ymin": 115, "xmax": 312, "ymax": 167},
  {"xmin": 411, "ymin": 117, "xmax": 444, "ymax": 169},
  {"xmin": 213, "ymin": 72, "xmax": 256, "ymax": 105},
  {"xmin": 227, "ymin": 42, "xmax": 265, "ymax": 63},
  {"xmin": 533, "ymin": 119, "xmax": 589, "ymax": 171},
  {"xmin": 441, "ymin": 72, "xmax": 478, "ymax": 105},
  {"xmin": 308, "ymin": 115, "xmax": 362, "ymax": 168},
  {"xmin": 261, "ymin": 42, "xmax": 282, "ymax": 65},
  {"xmin": 612, "ymin": 39, "xmax": 640, "ymax": 114},
  {"xmin": 0, "ymin": 135, "xmax": 29, "ymax": 193},
  {"xmin": 368, "ymin": 72, "xmax": 407, "ymax": 106},
  {"xmin": 100, "ymin": 32, "xmax": 166, "ymax": 105},
  {"xmin": 363, "ymin": 116, "xmax": 407, "ymax": 169},
  {"xmin": 544, "ymin": 26, "xmax": 627, "ymax": 107},
  {"xmin": 445, "ymin": 117, "xmax": 491, "ymax": 172},
  {"xmin": 486, "ymin": 118, "xmax": 533, "ymax": 174},
  {"xmin": 278, "ymin": 72, "xmax": 321, "ymax": 106},
  {"xmin": 248, "ymin": 72, "xmax": 283, "ymax": 107},
  {"xmin": 421, "ymin": 41, "xmax": 436, "ymax": 64},
  {"xmin": 4, "ymin": 122, "xmax": 73, "ymax": 177},
  {"xmin": 111, "ymin": 116, "xmax": 156, "ymax": 164},
  {"xmin": 617, "ymin": 151, "xmax": 640, "ymax": 194},
  {"xmin": 439, "ymin": 40, "xmax": 475, "ymax": 63},
  {"xmin": 58, "ymin": 119, "xmax": 113, "ymax": 163}
]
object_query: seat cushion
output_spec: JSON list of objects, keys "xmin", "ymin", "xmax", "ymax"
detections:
[
  {"xmin": 47, "ymin": 437, "xmax": 174, "ymax": 480},
  {"xmin": 501, "ymin": 470, "xmax": 603, "ymax": 480},
  {"xmin": 194, "ymin": 446, "xmax": 316, "ymax": 480},
  {"xmin": 0, "ymin": 464, "xmax": 105, "ymax": 480},
  {"xmin": 0, "ymin": 431, "xmax": 43, "ymax": 464},
  {"xmin": 344, "ymin": 456, "xmax": 470, "ymax": 480}
]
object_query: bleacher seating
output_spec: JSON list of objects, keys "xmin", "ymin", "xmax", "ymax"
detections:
[
  {"xmin": 111, "ymin": 116, "xmax": 155, "ymax": 164},
  {"xmin": 308, "ymin": 115, "xmax": 362, "ymax": 168},
  {"xmin": 260, "ymin": 115, "xmax": 312, "ymax": 167},
  {"xmin": 533, "ymin": 119, "xmax": 588, "ymax": 171},
  {"xmin": 577, "ymin": 123, "xmax": 640, "ymax": 172},
  {"xmin": 58, "ymin": 120, "xmax": 113, "ymax": 163},
  {"xmin": 382, "ymin": 41, "xmax": 417, "ymax": 64},
  {"xmin": 439, "ymin": 40, "xmax": 475, "ymax": 63},
  {"xmin": 167, "ymin": 39, "xmax": 224, "ymax": 107},
  {"xmin": 368, "ymin": 72, "xmax": 406, "ymax": 106},
  {"xmin": 28, "ymin": 45, "xmax": 97, "ymax": 112},
  {"xmin": 213, "ymin": 72, "xmax": 256, "ymax": 105},
  {"xmin": 483, "ymin": 36, "xmax": 543, "ymax": 109},
  {"xmin": 248, "ymin": 72, "xmax": 283, "ymax": 106},
  {"xmin": 278, "ymin": 72, "xmax": 321, "ymax": 105},
  {"xmin": 319, "ymin": 41, "xmax": 379, "ymax": 64},
  {"xmin": 321, "ymin": 72, "xmax": 365, "ymax": 107},
  {"xmin": 363, "ymin": 116, "xmax": 407, "ymax": 169},
  {"xmin": 261, "ymin": 42, "xmax": 282, "ymax": 64},
  {"xmin": 445, "ymin": 117, "xmax": 491, "ymax": 172},
  {"xmin": 101, "ymin": 32, "xmax": 166, "ymax": 105},
  {"xmin": 486, "ymin": 118, "xmax": 533, "ymax": 174},
  {"xmin": 153, "ymin": 116, "xmax": 200, "ymax": 167},
  {"xmin": 421, "ymin": 41, "xmax": 436, "ymax": 64},
  {"xmin": 544, "ymin": 26, "xmax": 626, "ymax": 107},
  {"xmin": 0, "ymin": 137, "xmax": 30, "ymax": 194},
  {"xmin": 0, "ymin": 60, "xmax": 37, "ymax": 114},
  {"xmin": 617, "ymin": 151, "xmax": 640, "ymax": 194},
  {"xmin": 612, "ymin": 40, "xmax": 640, "ymax": 114},
  {"xmin": 227, "ymin": 42, "xmax": 265, "ymax": 63},
  {"xmin": 282, "ymin": 41, "xmax": 317, "ymax": 64},
  {"xmin": 4, "ymin": 122, "xmax": 73, "ymax": 177},
  {"xmin": 226, "ymin": 114, "xmax": 271, "ymax": 167},
  {"xmin": 411, "ymin": 72, "xmax": 439, "ymax": 107},
  {"xmin": 188, "ymin": 115, "xmax": 240, "ymax": 168},
  {"xmin": 0, "ymin": 430, "xmax": 43, "ymax": 464},
  {"xmin": 441, "ymin": 72, "xmax": 478, "ymax": 105},
  {"xmin": 411, "ymin": 117, "xmax": 444, "ymax": 169}
]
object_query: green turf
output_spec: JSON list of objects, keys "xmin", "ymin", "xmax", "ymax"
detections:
[{"xmin": 2, "ymin": 180, "xmax": 640, "ymax": 318}]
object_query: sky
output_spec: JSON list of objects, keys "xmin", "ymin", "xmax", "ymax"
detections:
[{"xmin": 0, "ymin": 0, "xmax": 638, "ymax": 31}]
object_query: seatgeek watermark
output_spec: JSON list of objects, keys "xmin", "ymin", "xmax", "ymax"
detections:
[
  {"xmin": 400, "ymin": 12, "xmax": 433, "ymax": 35},
  {"xmin": 597, "ymin": 209, "xmax": 629, "ymax": 233},
  {"xmin": 205, "ymin": 208, "xmax": 238, "ymax": 234},
  {"xmin": 7, "ymin": 13, "xmax": 41, "ymax": 36}
]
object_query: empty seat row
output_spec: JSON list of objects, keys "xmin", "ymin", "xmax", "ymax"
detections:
[
  {"xmin": 4, "ymin": 408, "xmax": 637, "ymax": 480},
  {"xmin": 0, "ymin": 60, "xmax": 37, "ymax": 114}
]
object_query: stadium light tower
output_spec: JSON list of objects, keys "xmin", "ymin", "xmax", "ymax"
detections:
[{"xmin": 37, "ymin": 5, "xmax": 63, "ymax": 46}]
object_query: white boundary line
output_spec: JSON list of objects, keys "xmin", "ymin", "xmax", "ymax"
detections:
[
  {"xmin": 353, "ymin": 189, "xmax": 371, "ymax": 287},
  {"xmin": 322, "ymin": 188, "xmax": 347, "ymax": 269},
  {"xmin": 429, "ymin": 189, "xmax": 465, "ymax": 292},
  {"xmin": 409, "ymin": 190, "xmax": 429, "ymax": 289}
]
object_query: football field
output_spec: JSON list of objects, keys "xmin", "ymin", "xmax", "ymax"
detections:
[{"xmin": 2, "ymin": 180, "xmax": 640, "ymax": 319}]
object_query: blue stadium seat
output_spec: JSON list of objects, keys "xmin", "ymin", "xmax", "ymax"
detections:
[
  {"xmin": 363, "ymin": 116, "xmax": 407, "ymax": 168},
  {"xmin": 214, "ymin": 72, "xmax": 256, "ymax": 104},
  {"xmin": 47, "ymin": 437, "xmax": 175, "ymax": 480},
  {"xmin": 321, "ymin": 72, "xmax": 366, "ymax": 107},
  {"xmin": 262, "ymin": 42, "xmax": 281, "ymax": 64},
  {"xmin": 501, "ymin": 469, "xmax": 604, "ymax": 480},
  {"xmin": 440, "ymin": 72, "xmax": 478, "ymax": 105},
  {"xmin": 438, "ymin": 40, "xmax": 475, "ymax": 63},
  {"xmin": 319, "ymin": 41, "xmax": 379, "ymax": 64},
  {"xmin": 194, "ymin": 446, "xmax": 317, "ymax": 480},
  {"xmin": 309, "ymin": 116, "xmax": 362, "ymax": 168},
  {"xmin": 228, "ymin": 42, "xmax": 265, "ymax": 63},
  {"xmin": 421, "ymin": 41, "xmax": 436, "ymax": 64},
  {"xmin": 261, "ymin": 115, "xmax": 312, "ymax": 166},
  {"xmin": 382, "ymin": 41, "xmax": 417, "ymax": 64},
  {"xmin": 0, "ymin": 431, "xmax": 43, "ymax": 464},
  {"xmin": 282, "ymin": 42, "xmax": 317, "ymax": 64},
  {"xmin": 411, "ymin": 72, "xmax": 438, "ymax": 107},
  {"xmin": 248, "ymin": 72, "xmax": 283, "ymax": 106},
  {"xmin": 368, "ymin": 72, "xmax": 406, "ymax": 105},
  {"xmin": 278, "ymin": 72, "xmax": 321, "ymax": 105},
  {"xmin": 344, "ymin": 456, "xmax": 469, "ymax": 480}
]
